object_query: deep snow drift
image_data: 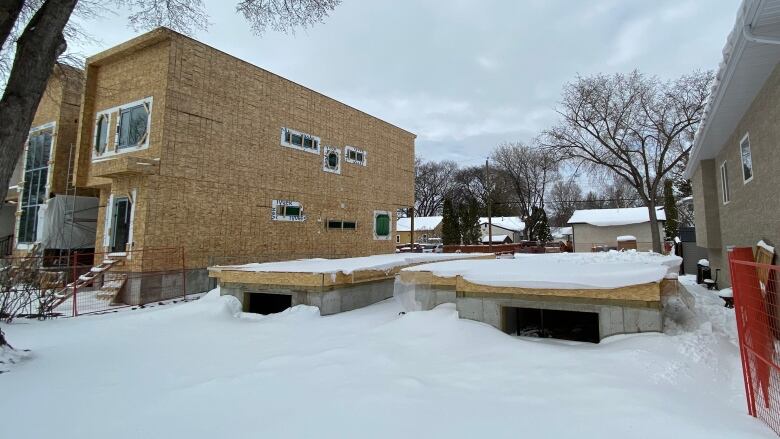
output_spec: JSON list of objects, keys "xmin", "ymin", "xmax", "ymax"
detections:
[{"xmin": 0, "ymin": 277, "xmax": 772, "ymax": 439}]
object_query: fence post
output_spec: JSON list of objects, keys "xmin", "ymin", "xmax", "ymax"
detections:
[
  {"xmin": 181, "ymin": 247, "xmax": 186, "ymax": 301},
  {"xmin": 71, "ymin": 251, "xmax": 78, "ymax": 317}
]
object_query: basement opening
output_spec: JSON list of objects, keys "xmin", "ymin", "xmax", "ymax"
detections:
[
  {"xmin": 503, "ymin": 306, "xmax": 600, "ymax": 343},
  {"xmin": 246, "ymin": 292, "xmax": 292, "ymax": 315}
]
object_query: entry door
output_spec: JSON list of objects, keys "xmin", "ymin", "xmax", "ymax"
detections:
[{"xmin": 111, "ymin": 197, "xmax": 131, "ymax": 253}]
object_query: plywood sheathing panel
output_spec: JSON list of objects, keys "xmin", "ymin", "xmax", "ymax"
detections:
[{"xmin": 456, "ymin": 276, "xmax": 662, "ymax": 304}]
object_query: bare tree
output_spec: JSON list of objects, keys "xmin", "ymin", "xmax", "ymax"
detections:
[
  {"xmin": 0, "ymin": 0, "xmax": 342, "ymax": 206},
  {"xmin": 414, "ymin": 156, "xmax": 458, "ymax": 217},
  {"xmin": 491, "ymin": 141, "xmax": 560, "ymax": 222},
  {"xmin": 548, "ymin": 179, "xmax": 582, "ymax": 227},
  {"xmin": 452, "ymin": 165, "xmax": 515, "ymax": 217},
  {"xmin": 543, "ymin": 70, "xmax": 712, "ymax": 252}
]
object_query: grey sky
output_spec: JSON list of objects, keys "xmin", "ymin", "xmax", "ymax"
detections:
[{"xmin": 72, "ymin": 0, "xmax": 738, "ymax": 167}]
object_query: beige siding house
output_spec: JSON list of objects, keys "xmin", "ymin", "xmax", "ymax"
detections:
[
  {"xmin": 396, "ymin": 216, "xmax": 442, "ymax": 244},
  {"xmin": 71, "ymin": 28, "xmax": 415, "ymax": 292},
  {"xmin": 685, "ymin": 0, "xmax": 780, "ymax": 286},
  {"xmin": 568, "ymin": 207, "xmax": 665, "ymax": 253}
]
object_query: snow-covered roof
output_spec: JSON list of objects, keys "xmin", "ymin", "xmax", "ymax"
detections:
[
  {"xmin": 213, "ymin": 253, "xmax": 490, "ymax": 275},
  {"xmin": 481, "ymin": 234, "xmax": 510, "ymax": 243},
  {"xmin": 402, "ymin": 251, "xmax": 682, "ymax": 290},
  {"xmin": 617, "ymin": 235, "xmax": 637, "ymax": 242},
  {"xmin": 396, "ymin": 216, "xmax": 443, "ymax": 232},
  {"xmin": 685, "ymin": 0, "xmax": 780, "ymax": 179},
  {"xmin": 567, "ymin": 207, "xmax": 666, "ymax": 227},
  {"xmin": 551, "ymin": 227, "xmax": 573, "ymax": 238},
  {"xmin": 479, "ymin": 216, "xmax": 525, "ymax": 232}
]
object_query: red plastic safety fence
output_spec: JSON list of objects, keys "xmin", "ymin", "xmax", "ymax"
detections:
[
  {"xmin": 729, "ymin": 247, "xmax": 780, "ymax": 436},
  {"xmin": 0, "ymin": 247, "xmax": 187, "ymax": 319}
]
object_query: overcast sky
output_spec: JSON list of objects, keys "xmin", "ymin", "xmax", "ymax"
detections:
[{"xmin": 72, "ymin": 0, "xmax": 738, "ymax": 167}]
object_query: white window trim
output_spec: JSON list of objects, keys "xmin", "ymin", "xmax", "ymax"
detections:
[
  {"xmin": 322, "ymin": 146, "xmax": 341, "ymax": 174},
  {"xmin": 373, "ymin": 210, "xmax": 392, "ymax": 240},
  {"xmin": 92, "ymin": 96, "xmax": 153, "ymax": 161},
  {"xmin": 103, "ymin": 193, "xmax": 114, "ymax": 249},
  {"xmin": 720, "ymin": 161, "xmax": 730, "ymax": 205},
  {"xmin": 16, "ymin": 122, "xmax": 57, "ymax": 249},
  {"xmin": 739, "ymin": 133, "xmax": 754, "ymax": 184},
  {"xmin": 280, "ymin": 127, "xmax": 320, "ymax": 155},
  {"xmin": 271, "ymin": 199, "xmax": 306, "ymax": 222},
  {"xmin": 344, "ymin": 146, "xmax": 367, "ymax": 166},
  {"xmin": 103, "ymin": 191, "xmax": 136, "ymax": 256}
]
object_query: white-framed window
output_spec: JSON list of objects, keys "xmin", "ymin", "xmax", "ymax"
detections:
[
  {"xmin": 740, "ymin": 133, "xmax": 754, "ymax": 183},
  {"xmin": 17, "ymin": 123, "xmax": 55, "ymax": 247},
  {"xmin": 323, "ymin": 146, "xmax": 341, "ymax": 174},
  {"xmin": 272, "ymin": 199, "xmax": 306, "ymax": 222},
  {"xmin": 373, "ymin": 210, "xmax": 392, "ymax": 240},
  {"xmin": 280, "ymin": 127, "xmax": 320, "ymax": 154},
  {"xmin": 94, "ymin": 114, "xmax": 109, "ymax": 154},
  {"xmin": 721, "ymin": 161, "xmax": 730, "ymax": 204},
  {"xmin": 92, "ymin": 97, "xmax": 153, "ymax": 160},
  {"xmin": 117, "ymin": 103, "xmax": 150, "ymax": 149},
  {"xmin": 344, "ymin": 146, "xmax": 367, "ymax": 166}
]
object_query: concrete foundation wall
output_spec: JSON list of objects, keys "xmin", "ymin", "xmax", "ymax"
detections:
[
  {"xmin": 220, "ymin": 279, "xmax": 395, "ymax": 316},
  {"xmin": 456, "ymin": 294, "xmax": 662, "ymax": 341},
  {"xmin": 119, "ymin": 268, "xmax": 212, "ymax": 305}
]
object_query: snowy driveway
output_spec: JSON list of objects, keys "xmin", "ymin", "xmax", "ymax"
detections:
[{"xmin": 0, "ymin": 280, "xmax": 774, "ymax": 439}]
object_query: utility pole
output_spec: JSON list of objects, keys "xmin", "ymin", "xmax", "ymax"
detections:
[
  {"xmin": 485, "ymin": 158, "xmax": 493, "ymax": 253},
  {"xmin": 409, "ymin": 206, "xmax": 415, "ymax": 253}
]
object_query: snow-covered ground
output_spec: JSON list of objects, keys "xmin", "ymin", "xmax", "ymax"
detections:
[{"xmin": 0, "ymin": 277, "xmax": 773, "ymax": 438}]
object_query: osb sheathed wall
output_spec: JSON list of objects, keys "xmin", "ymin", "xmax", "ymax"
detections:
[{"xmin": 77, "ymin": 28, "xmax": 415, "ymax": 271}]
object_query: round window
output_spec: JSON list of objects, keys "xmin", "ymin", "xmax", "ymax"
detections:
[{"xmin": 327, "ymin": 151, "xmax": 339, "ymax": 169}]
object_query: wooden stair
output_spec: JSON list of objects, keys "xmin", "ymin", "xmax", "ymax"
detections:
[{"xmin": 48, "ymin": 258, "xmax": 124, "ymax": 311}]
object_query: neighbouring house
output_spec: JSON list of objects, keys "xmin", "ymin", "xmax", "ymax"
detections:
[
  {"xmin": 71, "ymin": 28, "xmax": 415, "ymax": 297},
  {"xmin": 396, "ymin": 216, "xmax": 442, "ymax": 244},
  {"xmin": 481, "ymin": 234, "xmax": 512, "ymax": 244},
  {"xmin": 567, "ymin": 207, "xmax": 666, "ymax": 252},
  {"xmin": 6, "ymin": 65, "xmax": 99, "ymax": 259},
  {"xmin": 685, "ymin": 0, "xmax": 780, "ymax": 287},
  {"xmin": 479, "ymin": 217, "xmax": 525, "ymax": 243}
]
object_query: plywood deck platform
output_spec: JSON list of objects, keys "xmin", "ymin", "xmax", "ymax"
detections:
[{"xmin": 209, "ymin": 253, "xmax": 494, "ymax": 291}]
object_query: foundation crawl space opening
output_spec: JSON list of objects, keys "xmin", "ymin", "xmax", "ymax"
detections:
[
  {"xmin": 246, "ymin": 292, "xmax": 292, "ymax": 315},
  {"xmin": 502, "ymin": 306, "xmax": 600, "ymax": 343}
]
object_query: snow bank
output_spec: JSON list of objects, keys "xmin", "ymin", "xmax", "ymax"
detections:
[
  {"xmin": 568, "ymin": 207, "xmax": 666, "ymax": 226},
  {"xmin": 215, "ymin": 253, "xmax": 491, "ymax": 275},
  {"xmin": 0, "ymin": 276, "xmax": 772, "ymax": 439},
  {"xmin": 404, "ymin": 251, "xmax": 681, "ymax": 289}
]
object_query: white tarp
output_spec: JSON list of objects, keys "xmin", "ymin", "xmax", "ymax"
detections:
[{"xmin": 40, "ymin": 195, "xmax": 99, "ymax": 249}]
